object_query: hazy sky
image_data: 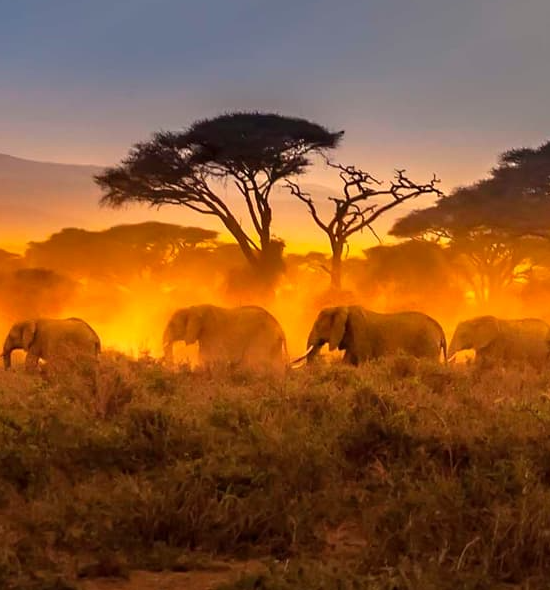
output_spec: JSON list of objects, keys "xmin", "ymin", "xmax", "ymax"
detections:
[{"xmin": 2, "ymin": 0, "xmax": 550, "ymax": 190}]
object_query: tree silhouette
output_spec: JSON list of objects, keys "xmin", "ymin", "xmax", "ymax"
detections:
[
  {"xmin": 392, "ymin": 140, "xmax": 550, "ymax": 304},
  {"xmin": 0, "ymin": 249, "xmax": 22, "ymax": 273},
  {"xmin": 96, "ymin": 112, "xmax": 342, "ymax": 292},
  {"xmin": 25, "ymin": 223, "xmax": 219, "ymax": 281},
  {"xmin": 102, "ymin": 222, "xmax": 218, "ymax": 270},
  {"xmin": 286, "ymin": 162, "xmax": 441, "ymax": 290},
  {"xmin": 359, "ymin": 240, "xmax": 463, "ymax": 316}
]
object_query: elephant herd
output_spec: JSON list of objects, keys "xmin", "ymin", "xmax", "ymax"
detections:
[
  {"xmin": 3, "ymin": 304, "xmax": 550, "ymax": 376},
  {"xmin": 302, "ymin": 307, "xmax": 550, "ymax": 367}
]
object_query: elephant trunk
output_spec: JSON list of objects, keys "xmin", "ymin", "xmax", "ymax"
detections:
[
  {"xmin": 442, "ymin": 339, "xmax": 448, "ymax": 363},
  {"xmin": 3, "ymin": 341, "xmax": 13, "ymax": 370},
  {"xmin": 447, "ymin": 336, "xmax": 460, "ymax": 360},
  {"xmin": 162, "ymin": 323, "xmax": 174, "ymax": 364},
  {"xmin": 163, "ymin": 338, "xmax": 174, "ymax": 364},
  {"xmin": 305, "ymin": 331, "xmax": 324, "ymax": 364},
  {"xmin": 306, "ymin": 344, "xmax": 323, "ymax": 364}
]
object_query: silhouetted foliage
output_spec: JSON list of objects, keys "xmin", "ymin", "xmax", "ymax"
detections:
[
  {"xmin": 359, "ymin": 240, "xmax": 463, "ymax": 316},
  {"xmin": 25, "ymin": 223, "xmax": 218, "ymax": 281},
  {"xmin": 285, "ymin": 251, "xmax": 331, "ymax": 278},
  {"xmin": 392, "ymin": 140, "xmax": 550, "ymax": 304},
  {"xmin": 96, "ymin": 112, "xmax": 343, "ymax": 293},
  {"xmin": 0, "ymin": 249, "xmax": 22, "ymax": 273},
  {"xmin": 286, "ymin": 162, "xmax": 441, "ymax": 289}
]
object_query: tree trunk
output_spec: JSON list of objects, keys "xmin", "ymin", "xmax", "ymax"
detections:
[
  {"xmin": 330, "ymin": 243, "xmax": 343, "ymax": 290},
  {"xmin": 221, "ymin": 215, "xmax": 260, "ymax": 269},
  {"xmin": 257, "ymin": 239, "xmax": 285, "ymax": 289},
  {"xmin": 219, "ymin": 208, "xmax": 286, "ymax": 303},
  {"xmin": 221, "ymin": 212, "xmax": 285, "ymax": 287}
]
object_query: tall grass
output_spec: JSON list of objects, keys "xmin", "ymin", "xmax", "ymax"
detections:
[{"xmin": 1, "ymin": 353, "xmax": 550, "ymax": 588}]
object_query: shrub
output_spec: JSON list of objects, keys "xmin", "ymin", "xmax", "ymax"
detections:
[{"xmin": 1, "ymin": 356, "xmax": 550, "ymax": 586}]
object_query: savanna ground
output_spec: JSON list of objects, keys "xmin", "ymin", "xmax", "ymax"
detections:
[{"xmin": 2, "ymin": 353, "xmax": 550, "ymax": 589}]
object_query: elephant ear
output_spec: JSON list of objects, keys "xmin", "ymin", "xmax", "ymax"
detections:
[
  {"xmin": 21, "ymin": 320, "xmax": 37, "ymax": 351},
  {"xmin": 185, "ymin": 308, "xmax": 205, "ymax": 344},
  {"xmin": 329, "ymin": 307, "xmax": 348, "ymax": 351},
  {"xmin": 479, "ymin": 316, "xmax": 501, "ymax": 349}
]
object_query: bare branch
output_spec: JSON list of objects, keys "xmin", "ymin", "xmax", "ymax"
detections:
[
  {"xmin": 287, "ymin": 160, "xmax": 442, "ymax": 289},
  {"xmin": 285, "ymin": 180, "xmax": 330, "ymax": 233},
  {"xmin": 366, "ymin": 224, "xmax": 383, "ymax": 244},
  {"xmin": 233, "ymin": 174, "xmax": 263, "ymax": 237}
]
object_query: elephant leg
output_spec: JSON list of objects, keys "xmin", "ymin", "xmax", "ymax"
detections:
[
  {"xmin": 88, "ymin": 361, "xmax": 100, "ymax": 397},
  {"xmin": 343, "ymin": 350, "xmax": 359, "ymax": 366},
  {"xmin": 79, "ymin": 356, "xmax": 100, "ymax": 395},
  {"xmin": 475, "ymin": 347, "xmax": 496, "ymax": 369}
]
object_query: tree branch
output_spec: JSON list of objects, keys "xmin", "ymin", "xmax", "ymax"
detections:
[{"xmin": 285, "ymin": 180, "xmax": 330, "ymax": 233}]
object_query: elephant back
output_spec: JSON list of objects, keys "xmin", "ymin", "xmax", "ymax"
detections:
[{"xmin": 385, "ymin": 311, "xmax": 446, "ymax": 360}]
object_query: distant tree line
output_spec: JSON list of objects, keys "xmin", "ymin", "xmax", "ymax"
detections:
[{"xmin": 94, "ymin": 111, "xmax": 550, "ymax": 310}]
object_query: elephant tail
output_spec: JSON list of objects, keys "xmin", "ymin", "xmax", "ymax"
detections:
[{"xmin": 440, "ymin": 332, "xmax": 448, "ymax": 363}]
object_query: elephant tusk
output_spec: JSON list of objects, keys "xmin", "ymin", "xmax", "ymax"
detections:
[
  {"xmin": 447, "ymin": 353, "xmax": 457, "ymax": 364},
  {"xmin": 290, "ymin": 345, "xmax": 315, "ymax": 366}
]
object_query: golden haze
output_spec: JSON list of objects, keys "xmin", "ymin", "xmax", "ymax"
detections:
[{"xmin": 0, "ymin": 234, "xmax": 545, "ymax": 363}]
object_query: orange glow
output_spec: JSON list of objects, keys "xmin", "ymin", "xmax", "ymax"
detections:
[{"xmin": 1, "ymin": 227, "xmax": 549, "ymax": 365}]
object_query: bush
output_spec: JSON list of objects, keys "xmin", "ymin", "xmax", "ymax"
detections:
[{"xmin": 1, "ymin": 356, "xmax": 550, "ymax": 587}]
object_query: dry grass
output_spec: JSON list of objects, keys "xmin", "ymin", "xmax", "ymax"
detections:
[{"xmin": 2, "ymin": 353, "xmax": 550, "ymax": 588}]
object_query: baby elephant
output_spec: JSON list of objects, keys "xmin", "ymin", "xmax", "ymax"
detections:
[
  {"xmin": 163, "ymin": 304, "xmax": 287, "ymax": 372},
  {"xmin": 3, "ymin": 317, "xmax": 101, "ymax": 372},
  {"xmin": 301, "ymin": 305, "xmax": 446, "ymax": 366},
  {"xmin": 448, "ymin": 315, "xmax": 550, "ymax": 365}
]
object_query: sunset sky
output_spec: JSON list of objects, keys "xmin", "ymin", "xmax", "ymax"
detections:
[{"xmin": 2, "ymin": 0, "xmax": 550, "ymax": 252}]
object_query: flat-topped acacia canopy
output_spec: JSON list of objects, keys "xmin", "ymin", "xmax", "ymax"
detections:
[{"xmin": 95, "ymin": 112, "xmax": 343, "ymax": 287}]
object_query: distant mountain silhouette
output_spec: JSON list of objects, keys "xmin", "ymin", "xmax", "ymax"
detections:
[
  {"xmin": 0, "ymin": 153, "xmax": 102, "ymax": 191},
  {"xmin": 0, "ymin": 154, "xmax": 105, "ymax": 245},
  {"xmin": 0, "ymin": 153, "xmax": 414, "ymax": 253}
]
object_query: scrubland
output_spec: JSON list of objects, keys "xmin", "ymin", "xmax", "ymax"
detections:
[{"xmin": 2, "ymin": 354, "xmax": 550, "ymax": 589}]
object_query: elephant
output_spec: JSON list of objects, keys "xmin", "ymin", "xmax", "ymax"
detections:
[
  {"xmin": 300, "ymin": 305, "xmax": 446, "ymax": 366},
  {"xmin": 448, "ymin": 315, "xmax": 550, "ymax": 365},
  {"xmin": 3, "ymin": 317, "xmax": 101, "ymax": 372},
  {"xmin": 163, "ymin": 304, "xmax": 288, "ymax": 371}
]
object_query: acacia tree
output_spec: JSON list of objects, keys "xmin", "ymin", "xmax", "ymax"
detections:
[
  {"xmin": 391, "ymin": 141, "xmax": 550, "ymax": 304},
  {"xmin": 25, "ymin": 223, "xmax": 219, "ymax": 281},
  {"xmin": 286, "ymin": 162, "xmax": 441, "ymax": 289},
  {"xmin": 95, "ymin": 112, "xmax": 342, "ymax": 291}
]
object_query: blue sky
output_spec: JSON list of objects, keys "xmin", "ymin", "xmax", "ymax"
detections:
[{"xmin": 1, "ymin": 0, "xmax": 550, "ymax": 189}]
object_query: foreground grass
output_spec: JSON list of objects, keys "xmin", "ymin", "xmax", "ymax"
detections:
[{"xmin": 2, "ymin": 354, "xmax": 550, "ymax": 588}]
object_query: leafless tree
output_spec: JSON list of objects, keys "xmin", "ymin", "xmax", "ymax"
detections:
[{"xmin": 286, "ymin": 161, "xmax": 442, "ymax": 289}]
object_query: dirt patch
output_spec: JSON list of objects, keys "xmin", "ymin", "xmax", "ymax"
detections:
[{"xmin": 79, "ymin": 559, "xmax": 265, "ymax": 590}]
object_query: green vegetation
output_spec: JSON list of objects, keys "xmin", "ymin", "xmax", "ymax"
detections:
[{"xmin": 2, "ymin": 354, "xmax": 550, "ymax": 588}]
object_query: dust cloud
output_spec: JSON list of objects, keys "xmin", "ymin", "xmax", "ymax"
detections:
[{"xmin": 1, "ymin": 223, "xmax": 549, "ymax": 364}]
